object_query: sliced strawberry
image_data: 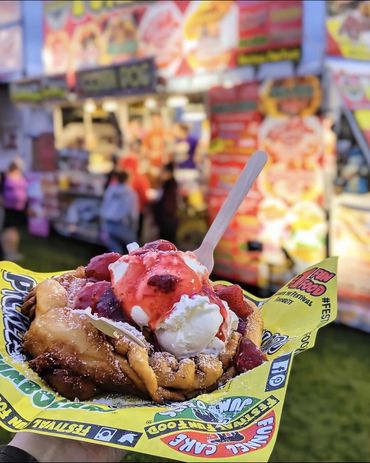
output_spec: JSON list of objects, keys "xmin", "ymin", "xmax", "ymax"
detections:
[
  {"xmin": 213, "ymin": 284, "xmax": 253, "ymax": 319},
  {"xmin": 143, "ymin": 240, "xmax": 177, "ymax": 252},
  {"xmin": 95, "ymin": 287, "xmax": 126, "ymax": 321},
  {"xmin": 85, "ymin": 252, "xmax": 121, "ymax": 281},
  {"xmin": 235, "ymin": 338, "xmax": 267, "ymax": 373},
  {"xmin": 147, "ymin": 274, "xmax": 181, "ymax": 293},
  {"xmin": 73, "ymin": 281, "xmax": 111, "ymax": 311}
]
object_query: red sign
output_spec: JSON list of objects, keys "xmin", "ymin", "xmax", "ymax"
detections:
[{"xmin": 208, "ymin": 83, "xmax": 262, "ymax": 285}]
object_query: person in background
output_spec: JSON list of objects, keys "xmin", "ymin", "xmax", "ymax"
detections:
[
  {"xmin": 153, "ymin": 162, "xmax": 178, "ymax": 244},
  {"xmin": 172, "ymin": 122, "xmax": 199, "ymax": 170},
  {"xmin": 100, "ymin": 170, "xmax": 139, "ymax": 254},
  {"xmin": 1, "ymin": 160, "xmax": 27, "ymax": 261},
  {"xmin": 104, "ymin": 152, "xmax": 119, "ymax": 190},
  {"xmin": 119, "ymin": 142, "xmax": 150, "ymax": 243}
]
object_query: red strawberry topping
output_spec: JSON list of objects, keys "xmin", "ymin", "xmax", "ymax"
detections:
[
  {"xmin": 73, "ymin": 281, "xmax": 111, "ymax": 311},
  {"xmin": 147, "ymin": 274, "xmax": 181, "ymax": 293},
  {"xmin": 214, "ymin": 284, "xmax": 254, "ymax": 319},
  {"xmin": 235, "ymin": 338, "xmax": 267, "ymax": 373},
  {"xmin": 85, "ymin": 252, "xmax": 121, "ymax": 281}
]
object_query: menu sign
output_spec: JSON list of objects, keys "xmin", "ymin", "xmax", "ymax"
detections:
[
  {"xmin": 10, "ymin": 79, "xmax": 43, "ymax": 103},
  {"xmin": 75, "ymin": 58, "xmax": 156, "ymax": 97},
  {"xmin": 237, "ymin": 0, "xmax": 302, "ymax": 66},
  {"xmin": 327, "ymin": 0, "xmax": 370, "ymax": 61},
  {"xmin": 42, "ymin": 75, "xmax": 69, "ymax": 101},
  {"xmin": 209, "ymin": 76, "xmax": 328, "ymax": 288},
  {"xmin": 209, "ymin": 83, "xmax": 263, "ymax": 285},
  {"xmin": 10, "ymin": 75, "xmax": 69, "ymax": 103}
]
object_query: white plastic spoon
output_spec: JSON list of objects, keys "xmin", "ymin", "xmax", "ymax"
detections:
[
  {"xmin": 87, "ymin": 151, "xmax": 267, "ymax": 344},
  {"xmin": 193, "ymin": 150, "xmax": 268, "ymax": 273}
]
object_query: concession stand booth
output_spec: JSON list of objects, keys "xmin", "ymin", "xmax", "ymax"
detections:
[
  {"xmin": 324, "ymin": 1, "xmax": 370, "ymax": 332},
  {"xmin": 9, "ymin": 0, "xmax": 369, "ymax": 330}
]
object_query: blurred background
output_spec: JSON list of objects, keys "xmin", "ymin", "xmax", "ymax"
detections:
[{"xmin": 0, "ymin": 0, "xmax": 369, "ymax": 461}]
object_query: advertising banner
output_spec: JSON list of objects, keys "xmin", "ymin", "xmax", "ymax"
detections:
[
  {"xmin": 43, "ymin": 0, "xmax": 238, "ymax": 79},
  {"xmin": 330, "ymin": 194, "xmax": 370, "ymax": 332},
  {"xmin": 0, "ymin": 1, "xmax": 21, "ymax": 25},
  {"xmin": 333, "ymin": 71, "xmax": 370, "ymax": 110},
  {"xmin": 0, "ymin": 1, "xmax": 22, "ymax": 78},
  {"xmin": 326, "ymin": 0, "xmax": 370, "ymax": 61},
  {"xmin": 43, "ymin": 1, "xmax": 302, "ymax": 79},
  {"xmin": 0, "ymin": 26, "xmax": 22, "ymax": 76},
  {"xmin": 258, "ymin": 76, "xmax": 326, "ymax": 281},
  {"xmin": 331, "ymin": 69, "xmax": 370, "ymax": 161}
]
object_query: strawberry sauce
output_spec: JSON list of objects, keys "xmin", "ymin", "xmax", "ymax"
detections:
[{"xmin": 111, "ymin": 250, "xmax": 207, "ymax": 330}]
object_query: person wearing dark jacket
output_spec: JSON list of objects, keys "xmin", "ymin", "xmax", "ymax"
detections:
[{"xmin": 153, "ymin": 162, "xmax": 178, "ymax": 244}]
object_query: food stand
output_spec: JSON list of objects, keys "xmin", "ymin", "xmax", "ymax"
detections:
[
  {"xmin": 13, "ymin": 0, "xmax": 356, "ymax": 299},
  {"xmin": 39, "ymin": 0, "xmax": 306, "ymax": 250},
  {"xmin": 208, "ymin": 75, "xmax": 329, "ymax": 289},
  {"xmin": 324, "ymin": 0, "xmax": 370, "ymax": 332},
  {"xmin": 324, "ymin": 66, "xmax": 370, "ymax": 332}
]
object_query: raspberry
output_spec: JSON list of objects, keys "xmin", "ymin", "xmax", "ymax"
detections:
[
  {"xmin": 147, "ymin": 274, "xmax": 181, "ymax": 293},
  {"xmin": 214, "ymin": 284, "xmax": 253, "ymax": 319},
  {"xmin": 235, "ymin": 338, "xmax": 267, "ymax": 373},
  {"xmin": 85, "ymin": 252, "xmax": 121, "ymax": 281}
]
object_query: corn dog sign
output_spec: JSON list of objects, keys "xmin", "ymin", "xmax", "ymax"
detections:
[{"xmin": 0, "ymin": 258, "xmax": 337, "ymax": 461}]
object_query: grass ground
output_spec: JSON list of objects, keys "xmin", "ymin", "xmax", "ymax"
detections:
[{"xmin": 0, "ymin": 229, "xmax": 369, "ymax": 462}]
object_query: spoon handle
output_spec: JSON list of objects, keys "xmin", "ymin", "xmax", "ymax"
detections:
[{"xmin": 196, "ymin": 151, "xmax": 268, "ymax": 268}]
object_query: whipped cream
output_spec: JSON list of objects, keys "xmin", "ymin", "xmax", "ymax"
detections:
[{"xmin": 109, "ymin": 259, "xmax": 129, "ymax": 285}]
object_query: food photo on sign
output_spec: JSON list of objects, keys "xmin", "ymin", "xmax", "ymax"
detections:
[{"xmin": 0, "ymin": 152, "xmax": 338, "ymax": 462}]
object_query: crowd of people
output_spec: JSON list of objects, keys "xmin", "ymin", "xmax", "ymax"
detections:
[
  {"xmin": 0, "ymin": 114, "xmax": 204, "ymax": 261},
  {"xmin": 99, "ymin": 113, "xmax": 204, "ymax": 254}
]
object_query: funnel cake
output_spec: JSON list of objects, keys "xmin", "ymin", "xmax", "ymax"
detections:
[{"xmin": 21, "ymin": 240, "xmax": 266, "ymax": 403}]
